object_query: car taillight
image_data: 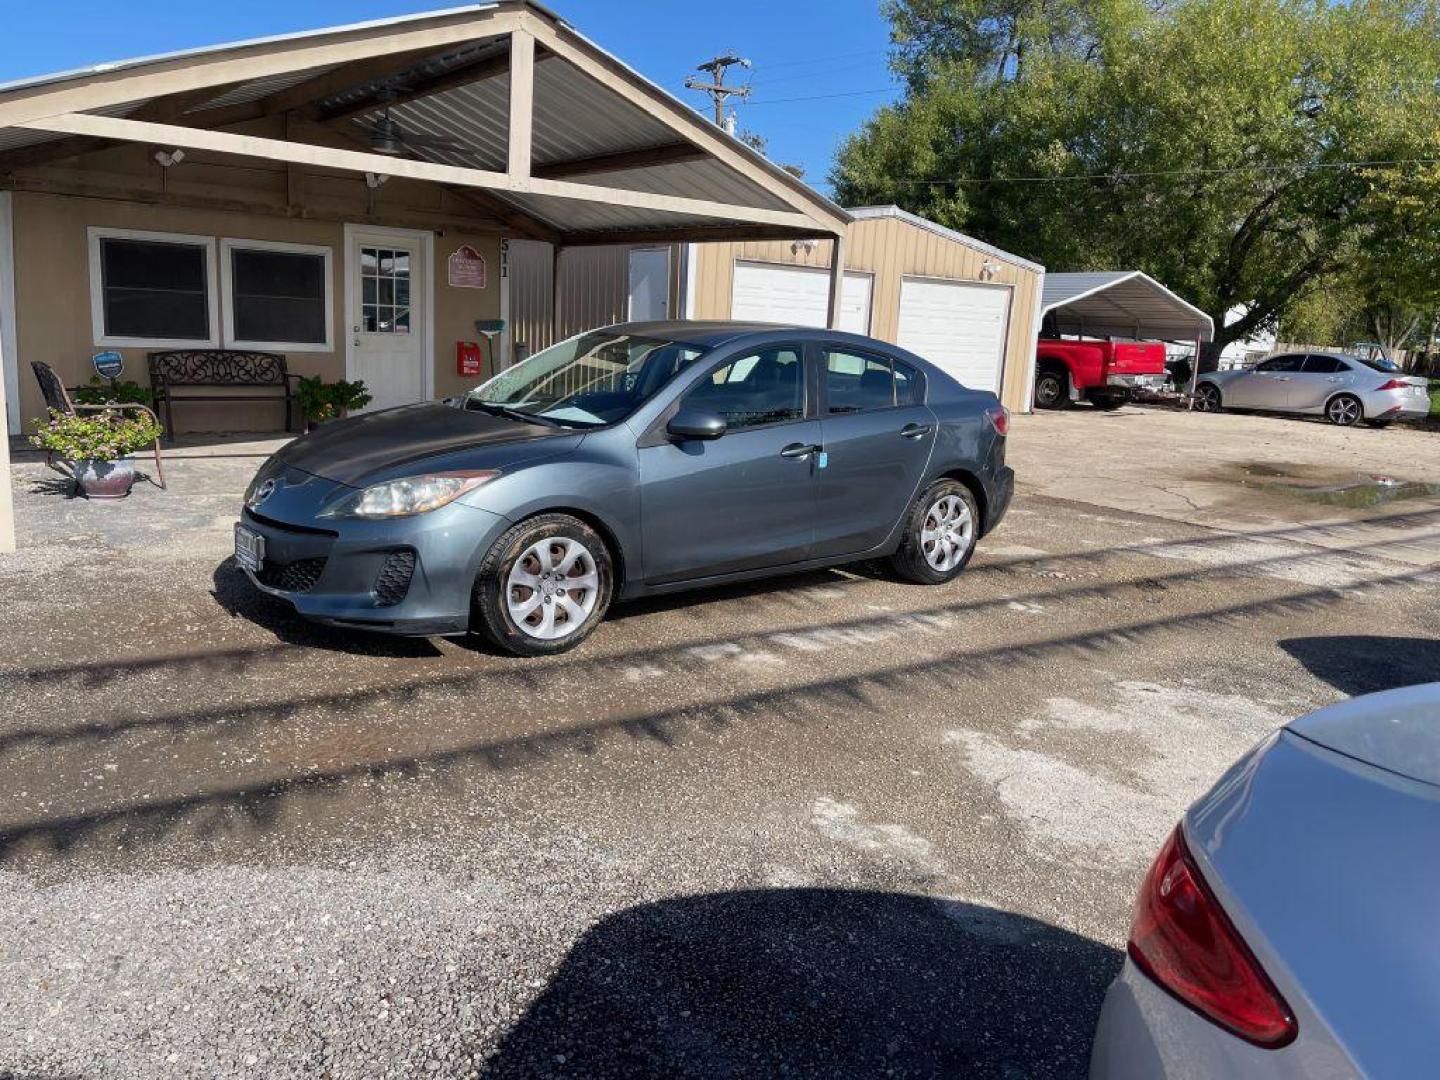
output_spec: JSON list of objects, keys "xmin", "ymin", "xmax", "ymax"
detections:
[
  {"xmin": 986, "ymin": 406, "xmax": 1010, "ymax": 436},
  {"xmin": 1375, "ymin": 379, "xmax": 1409, "ymax": 391},
  {"xmin": 1128, "ymin": 825, "xmax": 1297, "ymax": 1049}
]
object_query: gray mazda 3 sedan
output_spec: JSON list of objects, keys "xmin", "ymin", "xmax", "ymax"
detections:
[
  {"xmin": 1092, "ymin": 682, "xmax": 1440, "ymax": 1077},
  {"xmin": 235, "ymin": 321, "xmax": 1014, "ymax": 655}
]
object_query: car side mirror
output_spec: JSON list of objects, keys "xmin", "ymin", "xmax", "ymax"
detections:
[{"xmin": 667, "ymin": 408, "xmax": 727, "ymax": 441}]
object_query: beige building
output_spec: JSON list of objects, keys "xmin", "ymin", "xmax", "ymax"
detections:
[
  {"xmin": 511, "ymin": 207, "xmax": 1044, "ymax": 415},
  {"xmin": 0, "ymin": 2, "xmax": 851, "ymax": 437}
]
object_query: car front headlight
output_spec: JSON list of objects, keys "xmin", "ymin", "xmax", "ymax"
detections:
[{"xmin": 320, "ymin": 470, "xmax": 500, "ymax": 519}]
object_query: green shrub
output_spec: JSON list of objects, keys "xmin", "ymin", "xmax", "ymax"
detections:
[
  {"xmin": 71, "ymin": 377, "xmax": 154, "ymax": 408},
  {"xmin": 294, "ymin": 377, "xmax": 373, "ymax": 421},
  {"xmin": 29, "ymin": 409, "xmax": 164, "ymax": 461}
]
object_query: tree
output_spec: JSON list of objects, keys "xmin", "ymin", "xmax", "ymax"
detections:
[
  {"xmin": 835, "ymin": 0, "xmax": 1440, "ymax": 367},
  {"xmin": 736, "ymin": 127, "xmax": 805, "ymax": 179}
]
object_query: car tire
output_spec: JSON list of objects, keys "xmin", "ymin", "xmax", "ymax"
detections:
[
  {"xmin": 1033, "ymin": 367, "xmax": 1069, "ymax": 410},
  {"xmin": 1196, "ymin": 383, "xmax": 1223, "ymax": 412},
  {"xmin": 1326, "ymin": 394, "xmax": 1363, "ymax": 427},
  {"xmin": 890, "ymin": 480, "xmax": 980, "ymax": 585},
  {"xmin": 472, "ymin": 513, "xmax": 615, "ymax": 657}
]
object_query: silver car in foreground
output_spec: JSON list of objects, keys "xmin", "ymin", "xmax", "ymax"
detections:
[
  {"xmin": 1092, "ymin": 683, "xmax": 1440, "ymax": 1077},
  {"xmin": 1196, "ymin": 351, "xmax": 1431, "ymax": 427}
]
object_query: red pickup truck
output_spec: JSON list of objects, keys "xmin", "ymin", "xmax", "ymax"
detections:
[{"xmin": 1033, "ymin": 338, "xmax": 1168, "ymax": 410}]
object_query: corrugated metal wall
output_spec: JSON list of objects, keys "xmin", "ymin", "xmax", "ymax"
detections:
[
  {"xmin": 689, "ymin": 219, "xmax": 1043, "ymax": 414},
  {"xmin": 507, "ymin": 241, "xmax": 683, "ymax": 361}
]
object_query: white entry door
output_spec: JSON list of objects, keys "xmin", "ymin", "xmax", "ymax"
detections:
[
  {"xmin": 346, "ymin": 226, "xmax": 428, "ymax": 412},
  {"xmin": 731, "ymin": 261, "xmax": 872, "ymax": 335},
  {"xmin": 896, "ymin": 277, "xmax": 1011, "ymax": 393},
  {"xmin": 628, "ymin": 247, "xmax": 670, "ymax": 321}
]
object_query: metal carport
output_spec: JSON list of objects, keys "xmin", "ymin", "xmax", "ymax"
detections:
[{"xmin": 1040, "ymin": 271, "xmax": 1213, "ymax": 343}]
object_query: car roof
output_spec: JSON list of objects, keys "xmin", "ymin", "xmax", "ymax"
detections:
[{"xmin": 607, "ymin": 320, "xmax": 900, "ymax": 351}]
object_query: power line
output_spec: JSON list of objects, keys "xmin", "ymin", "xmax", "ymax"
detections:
[
  {"xmin": 745, "ymin": 86, "xmax": 899, "ymax": 105},
  {"xmin": 685, "ymin": 53, "xmax": 753, "ymax": 126},
  {"xmin": 853, "ymin": 157, "xmax": 1440, "ymax": 185}
]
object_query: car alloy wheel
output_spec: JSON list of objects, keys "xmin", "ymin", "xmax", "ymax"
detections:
[
  {"xmin": 506, "ymin": 537, "xmax": 600, "ymax": 641},
  {"xmin": 921, "ymin": 493, "xmax": 975, "ymax": 573},
  {"xmin": 1034, "ymin": 371, "xmax": 1066, "ymax": 409},
  {"xmin": 1326, "ymin": 394, "xmax": 1361, "ymax": 426},
  {"xmin": 1197, "ymin": 384, "xmax": 1222, "ymax": 412}
]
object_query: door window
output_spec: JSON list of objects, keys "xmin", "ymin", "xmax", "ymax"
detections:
[
  {"xmin": 1255, "ymin": 355, "xmax": 1302, "ymax": 372},
  {"xmin": 1301, "ymin": 355, "xmax": 1347, "ymax": 374},
  {"xmin": 360, "ymin": 247, "xmax": 412, "ymax": 334},
  {"xmin": 686, "ymin": 346, "xmax": 805, "ymax": 430},
  {"xmin": 824, "ymin": 349, "xmax": 924, "ymax": 412}
]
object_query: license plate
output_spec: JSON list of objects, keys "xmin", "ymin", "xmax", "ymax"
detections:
[{"xmin": 234, "ymin": 524, "xmax": 265, "ymax": 572}]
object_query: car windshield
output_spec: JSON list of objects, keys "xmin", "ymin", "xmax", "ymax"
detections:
[
  {"xmin": 466, "ymin": 331, "xmax": 710, "ymax": 427},
  {"xmin": 1349, "ymin": 353, "xmax": 1400, "ymax": 372}
]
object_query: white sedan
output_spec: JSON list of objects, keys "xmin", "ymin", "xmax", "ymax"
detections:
[{"xmin": 1196, "ymin": 351, "xmax": 1430, "ymax": 427}]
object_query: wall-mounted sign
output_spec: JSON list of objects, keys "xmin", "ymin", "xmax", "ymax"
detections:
[
  {"xmin": 92, "ymin": 350, "xmax": 124, "ymax": 380},
  {"xmin": 448, "ymin": 245, "xmax": 488, "ymax": 289}
]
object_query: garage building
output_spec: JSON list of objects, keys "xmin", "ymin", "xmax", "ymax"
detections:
[{"xmin": 512, "ymin": 205, "xmax": 1045, "ymax": 415}]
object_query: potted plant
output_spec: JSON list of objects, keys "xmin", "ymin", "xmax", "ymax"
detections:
[
  {"xmin": 29, "ymin": 409, "xmax": 164, "ymax": 499},
  {"xmin": 295, "ymin": 377, "xmax": 373, "ymax": 431},
  {"xmin": 72, "ymin": 376, "xmax": 155, "ymax": 408}
]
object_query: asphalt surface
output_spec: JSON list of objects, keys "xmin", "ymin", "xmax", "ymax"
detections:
[{"xmin": 3, "ymin": 410, "xmax": 1440, "ymax": 1079}]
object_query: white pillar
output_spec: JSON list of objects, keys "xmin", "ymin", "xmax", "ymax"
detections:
[
  {"xmin": 826, "ymin": 231, "xmax": 848, "ymax": 329},
  {"xmin": 0, "ymin": 191, "xmax": 16, "ymax": 552}
]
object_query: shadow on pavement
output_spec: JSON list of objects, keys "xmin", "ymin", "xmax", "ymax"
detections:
[
  {"xmin": 484, "ymin": 887, "xmax": 1120, "ymax": 1079},
  {"xmin": 1280, "ymin": 635, "xmax": 1440, "ymax": 696}
]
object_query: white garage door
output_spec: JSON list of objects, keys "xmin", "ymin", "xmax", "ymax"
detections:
[
  {"xmin": 897, "ymin": 277, "xmax": 1012, "ymax": 393},
  {"xmin": 731, "ymin": 261, "xmax": 872, "ymax": 335}
]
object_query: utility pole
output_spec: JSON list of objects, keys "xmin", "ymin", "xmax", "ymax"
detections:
[{"xmin": 685, "ymin": 53, "xmax": 751, "ymax": 126}]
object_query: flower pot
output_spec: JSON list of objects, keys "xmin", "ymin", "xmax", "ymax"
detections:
[{"xmin": 73, "ymin": 457, "xmax": 135, "ymax": 499}]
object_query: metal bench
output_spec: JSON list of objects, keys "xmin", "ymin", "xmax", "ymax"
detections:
[{"xmin": 147, "ymin": 350, "xmax": 296, "ymax": 440}]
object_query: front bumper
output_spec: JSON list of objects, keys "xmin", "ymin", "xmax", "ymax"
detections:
[{"xmin": 238, "ymin": 501, "xmax": 509, "ymax": 636}]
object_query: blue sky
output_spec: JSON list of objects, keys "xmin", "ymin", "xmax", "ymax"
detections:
[{"xmin": 0, "ymin": 0, "xmax": 901, "ymax": 194}]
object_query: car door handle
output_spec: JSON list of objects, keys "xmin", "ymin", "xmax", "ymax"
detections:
[
  {"xmin": 900, "ymin": 423, "xmax": 934, "ymax": 439},
  {"xmin": 780, "ymin": 442, "xmax": 820, "ymax": 459},
  {"xmin": 1326, "ymin": 377, "xmax": 1343, "ymax": 383}
]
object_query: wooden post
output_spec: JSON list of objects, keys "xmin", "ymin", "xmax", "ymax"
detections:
[
  {"xmin": 0, "ymin": 399, "xmax": 13, "ymax": 553},
  {"xmin": 551, "ymin": 244, "xmax": 564, "ymax": 344},
  {"xmin": 826, "ymin": 230, "xmax": 848, "ymax": 329},
  {"xmin": 0, "ymin": 189, "xmax": 14, "ymax": 552},
  {"xmin": 508, "ymin": 29, "xmax": 535, "ymax": 180}
]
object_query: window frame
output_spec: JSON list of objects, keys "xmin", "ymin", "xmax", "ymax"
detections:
[
  {"xmin": 220, "ymin": 237, "xmax": 334, "ymax": 353},
  {"xmin": 680, "ymin": 341, "xmax": 812, "ymax": 433},
  {"xmin": 87, "ymin": 226, "xmax": 220, "ymax": 349},
  {"xmin": 816, "ymin": 342, "xmax": 927, "ymax": 415},
  {"xmin": 1255, "ymin": 354, "xmax": 1303, "ymax": 373}
]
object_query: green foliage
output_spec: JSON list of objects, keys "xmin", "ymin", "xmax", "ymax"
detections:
[
  {"xmin": 294, "ymin": 377, "xmax": 373, "ymax": 421},
  {"xmin": 29, "ymin": 409, "xmax": 163, "ymax": 462},
  {"xmin": 837, "ymin": 0, "xmax": 1440, "ymax": 349},
  {"xmin": 71, "ymin": 376, "xmax": 154, "ymax": 408}
]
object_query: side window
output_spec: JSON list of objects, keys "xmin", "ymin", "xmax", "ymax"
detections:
[
  {"xmin": 892, "ymin": 358, "xmax": 924, "ymax": 405},
  {"xmin": 1302, "ymin": 355, "xmax": 1345, "ymax": 374},
  {"xmin": 685, "ymin": 346, "xmax": 804, "ymax": 430},
  {"xmin": 1257, "ymin": 355, "xmax": 1302, "ymax": 372},
  {"xmin": 825, "ymin": 349, "xmax": 897, "ymax": 412}
]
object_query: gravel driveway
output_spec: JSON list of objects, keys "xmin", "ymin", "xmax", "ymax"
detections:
[{"xmin": 3, "ymin": 409, "xmax": 1438, "ymax": 1078}]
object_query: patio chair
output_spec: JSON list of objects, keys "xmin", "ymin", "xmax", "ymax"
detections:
[{"xmin": 30, "ymin": 361, "xmax": 166, "ymax": 490}]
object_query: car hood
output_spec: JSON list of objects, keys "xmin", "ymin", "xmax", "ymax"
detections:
[{"xmin": 271, "ymin": 402, "xmax": 577, "ymax": 487}]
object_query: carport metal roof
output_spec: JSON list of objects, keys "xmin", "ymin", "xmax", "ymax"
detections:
[
  {"xmin": 0, "ymin": 1, "xmax": 850, "ymax": 246},
  {"xmin": 1041, "ymin": 271, "xmax": 1213, "ymax": 342}
]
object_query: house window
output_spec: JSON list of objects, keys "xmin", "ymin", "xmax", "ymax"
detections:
[
  {"xmin": 360, "ymin": 247, "xmax": 411, "ymax": 335},
  {"xmin": 88, "ymin": 228, "xmax": 218, "ymax": 347},
  {"xmin": 222, "ymin": 239, "xmax": 333, "ymax": 352}
]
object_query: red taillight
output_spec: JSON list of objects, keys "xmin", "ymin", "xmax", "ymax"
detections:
[
  {"xmin": 986, "ymin": 406, "xmax": 1010, "ymax": 436},
  {"xmin": 1376, "ymin": 379, "xmax": 1408, "ymax": 392},
  {"xmin": 1128, "ymin": 826, "xmax": 1297, "ymax": 1049}
]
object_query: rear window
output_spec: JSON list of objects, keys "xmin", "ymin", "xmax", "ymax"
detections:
[{"xmin": 1349, "ymin": 354, "xmax": 1400, "ymax": 372}]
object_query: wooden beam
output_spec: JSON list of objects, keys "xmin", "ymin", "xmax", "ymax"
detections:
[
  {"xmin": 294, "ymin": 116, "xmax": 560, "ymax": 244},
  {"xmin": 0, "ymin": 172, "xmax": 510, "ymax": 233},
  {"xmin": 507, "ymin": 30, "xmax": 534, "ymax": 180},
  {"xmin": 826, "ymin": 230, "xmax": 849, "ymax": 329},
  {"xmin": 534, "ymin": 142, "xmax": 705, "ymax": 180},
  {"xmin": 0, "ymin": 7, "xmax": 523, "ymax": 128},
  {"xmin": 562, "ymin": 224, "xmax": 828, "ymax": 247},
  {"xmin": 14, "ymin": 113, "xmax": 824, "ymax": 230}
]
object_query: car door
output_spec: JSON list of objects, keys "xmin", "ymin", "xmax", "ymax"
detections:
[
  {"xmin": 636, "ymin": 343, "xmax": 821, "ymax": 584},
  {"xmin": 1292, "ymin": 354, "xmax": 1350, "ymax": 411},
  {"xmin": 1234, "ymin": 354, "xmax": 1303, "ymax": 408},
  {"xmin": 811, "ymin": 344, "xmax": 936, "ymax": 558}
]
